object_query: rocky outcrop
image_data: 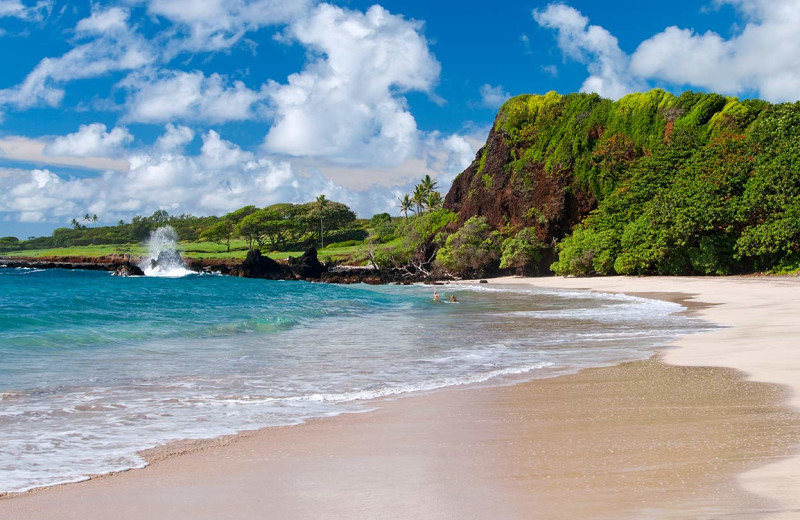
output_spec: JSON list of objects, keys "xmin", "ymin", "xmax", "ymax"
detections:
[
  {"xmin": 112, "ymin": 261, "xmax": 145, "ymax": 277},
  {"xmin": 287, "ymin": 247, "xmax": 325, "ymax": 279},
  {"xmin": 235, "ymin": 250, "xmax": 290, "ymax": 279},
  {"xmin": 321, "ymin": 267, "xmax": 432, "ymax": 285},
  {"xmin": 444, "ymin": 119, "xmax": 596, "ymax": 254},
  {"xmin": 150, "ymin": 249, "xmax": 183, "ymax": 271},
  {"xmin": 0, "ymin": 254, "xmax": 141, "ymax": 272}
]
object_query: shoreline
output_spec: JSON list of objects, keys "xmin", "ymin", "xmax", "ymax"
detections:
[
  {"xmin": 3, "ymin": 276, "xmax": 800, "ymax": 518},
  {"xmin": 478, "ymin": 275, "xmax": 800, "ymax": 517}
]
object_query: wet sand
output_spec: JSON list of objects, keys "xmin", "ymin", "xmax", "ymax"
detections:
[{"xmin": 3, "ymin": 276, "xmax": 800, "ymax": 519}]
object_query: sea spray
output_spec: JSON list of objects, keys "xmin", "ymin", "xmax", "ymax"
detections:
[{"xmin": 140, "ymin": 226, "xmax": 194, "ymax": 277}]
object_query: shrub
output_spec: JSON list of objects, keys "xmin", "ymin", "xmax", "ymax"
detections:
[
  {"xmin": 499, "ymin": 228, "xmax": 543, "ymax": 273},
  {"xmin": 436, "ymin": 216, "xmax": 500, "ymax": 276}
]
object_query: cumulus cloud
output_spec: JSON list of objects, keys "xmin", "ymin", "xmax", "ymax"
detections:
[
  {"xmin": 533, "ymin": 3, "xmax": 644, "ymax": 99},
  {"xmin": 630, "ymin": 0, "xmax": 800, "ymax": 102},
  {"xmin": 536, "ymin": 0, "xmax": 800, "ymax": 103},
  {"xmin": 147, "ymin": 0, "xmax": 313, "ymax": 54},
  {"xmin": 45, "ymin": 123, "xmax": 133, "ymax": 158},
  {"xmin": 123, "ymin": 70, "xmax": 267, "ymax": 123},
  {"xmin": 0, "ymin": 129, "xmax": 458, "ymax": 226},
  {"xmin": 478, "ymin": 84, "xmax": 511, "ymax": 109},
  {"xmin": 155, "ymin": 123, "xmax": 194, "ymax": 152},
  {"xmin": 0, "ymin": 135, "xmax": 129, "ymax": 171},
  {"xmin": 263, "ymin": 3, "xmax": 441, "ymax": 167},
  {"xmin": 0, "ymin": 6, "xmax": 152, "ymax": 109}
]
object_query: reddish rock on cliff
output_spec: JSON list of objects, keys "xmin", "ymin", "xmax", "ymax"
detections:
[{"xmin": 444, "ymin": 118, "xmax": 596, "ymax": 250}]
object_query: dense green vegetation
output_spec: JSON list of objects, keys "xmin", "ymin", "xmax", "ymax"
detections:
[{"xmin": 492, "ymin": 89, "xmax": 800, "ymax": 275}]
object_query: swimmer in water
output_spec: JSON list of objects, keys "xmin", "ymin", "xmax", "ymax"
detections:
[
  {"xmin": 433, "ymin": 290, "xmax": 440, "ymax": 302},
  {"xmin": 450, "ymin": 295, "xmax": 458, "ymax": 302}
]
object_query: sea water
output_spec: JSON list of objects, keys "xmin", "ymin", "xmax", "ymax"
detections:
[{"xmin": 0, "ymin": 268, "xmax": 708, "ymax": 493}]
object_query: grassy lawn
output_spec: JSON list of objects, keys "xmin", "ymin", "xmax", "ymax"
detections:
[
  {"xmin": 0, "ymin": 238, "xmax": 396, "ymax": 265},
  {"xmin": 0, "ymin": 244, "xmax": 147, "ymax": 257}
]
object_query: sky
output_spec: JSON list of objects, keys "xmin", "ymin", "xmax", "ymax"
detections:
[{"xmin": 1, "ymin": 0, "xmax": 799, "ymax": 238}]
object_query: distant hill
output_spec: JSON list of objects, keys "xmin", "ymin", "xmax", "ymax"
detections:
[{"xmin": 444, "ymin": 89, "xmax": 800, "ymax": 275}]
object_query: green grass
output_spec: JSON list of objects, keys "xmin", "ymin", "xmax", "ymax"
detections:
[
  {"xmin": 0, "ymin": 244, "xmax": 147, "ymax": 257},
  {"xmin": 0, "ymin": 238, "xmax": 387, "ymax": 265}
]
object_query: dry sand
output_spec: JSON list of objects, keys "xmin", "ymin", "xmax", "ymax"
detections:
[{"xmin": 3, "ymin": 276, "xmax": 800, "ymax": 519}]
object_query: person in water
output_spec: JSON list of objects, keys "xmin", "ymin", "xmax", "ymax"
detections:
[
  {"xmin": 433, "ymin": 290, "xmax": 440, "ymax": 302},
  {"xmin": 450, "ymin": 295, "xmax": 458, "ymax": 302}
]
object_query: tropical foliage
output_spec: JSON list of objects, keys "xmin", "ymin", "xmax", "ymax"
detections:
[
  {"xmin": 436, "ymin": 216, "xmax": 500, "ymax": 276},
  {"xmin": 493, "ymin": 89, "xmax": 800, "ymax": 275}
]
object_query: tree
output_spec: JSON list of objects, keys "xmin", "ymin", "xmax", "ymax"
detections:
[
  {"xmin": 302, "ymin": 197, "xmax": 355, "ymax": 248},
  {"xmin": 150, "ymin": 209, "xmax": 170, "ymax": 224},
  {"xmin": 395, "ymin": 209, "xmax": 457, "ymax": 275},
  {"xmin": 91, "ymin": 214, "xmax": 99, "ymax": 226},
  {"xmin": 411, "ymin": 184, "xmax": 427, "ymax": 214},
  {"xmin": 71, "ymin": 218, "xmax": 81, "ymax": 230},
  {"xmin": 315, "ymin": 194, "xmax": 328, "ymax": 248},
  {"xmin": 435, "ymin": 216, "xmax": 500, "ymax": 276},
  {"xmin": 225, "ymin": 205, "xmax": 258, "ymax": 225},
  {"xmin": 236, "ymin": 207, "xmax": 300, "ymax": 251},
  {"xmin": 500, "ymin": 228, "xmax": 543, "ymax": 275},
  {"xmin": 420, "ymin": 174, "xmax": 438, "ymax": 195},
  {"xmin": 201, "ymin": 220, "xmax": 236, "ymax": 253},
  {"xmin": 397, "ymin": 194, "xmax": 414, "ymax": 219},
  {"xmin": 0, "ymin": 236, "xmax": 20, "ymax": 252},
  {"xmin": 426, "ymin": 191, "xmax": 444, "ymax": 211}
]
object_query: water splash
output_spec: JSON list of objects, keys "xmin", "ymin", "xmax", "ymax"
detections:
[{"xmin": 140, "ymin": 226, "xmax": 194, "ymax": 277}]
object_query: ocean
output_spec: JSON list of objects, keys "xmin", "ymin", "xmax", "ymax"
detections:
[{"xmin": 0, "ymin": 267, "xmax": 707, "ymax": 494}]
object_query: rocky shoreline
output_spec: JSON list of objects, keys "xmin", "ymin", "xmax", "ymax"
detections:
[{"xmin": 0, "ymin": 248, "xmax": 436, "ymax": 285}]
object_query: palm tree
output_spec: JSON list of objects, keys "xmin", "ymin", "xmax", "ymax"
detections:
[
  {"xmin": 83, "ymin": 213, "xmax": 91, "ymax": 225},
  {"xmin": 420, "ymin": 174, "xmax": 438, "ymax": 196},
  {"xmin": 397, "ymin": 194, "xmax": 414, "ymax": 219},
  {"xmin": 316, "ymin": 194, "xmax": 328, "ymax": 248},
  {"xmin": 71, "ymin": 218, "xmax": 81, "ymax": 230},
  {"xmin": 411, "ymin": 184, "xmax": 427, "ymax": 215},
  {"xmin": 426, "ymin": 191, "xmax": 444, "ymax": 211},
  {"xmin": 91, "ymin": 214, "xmax": 98, "ymax": 226}
]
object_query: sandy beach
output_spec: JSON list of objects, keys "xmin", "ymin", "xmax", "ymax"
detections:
[{"xmin": 3, "ymin": 276, "xmax": 800, "ymax": 519}]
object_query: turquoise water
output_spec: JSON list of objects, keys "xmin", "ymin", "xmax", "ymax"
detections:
[{"xmin": 0, "ymin": 268, "xmax": 706, "ymax": 493}]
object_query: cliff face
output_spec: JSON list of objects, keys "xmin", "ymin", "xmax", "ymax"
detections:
[
  {"xmin": 444, "ymin": 118, "xmax": 596, "ymax": 247},
  {"xmin": 444, "ymin": 89, "xmax": 765, "ymax": 257},
  {"xmin": 445, "ymin": 89, "xmax": 800, "ymax": 276}
]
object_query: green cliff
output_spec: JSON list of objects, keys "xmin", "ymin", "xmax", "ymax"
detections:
[{"xmin": 444, "ymin": 89, "xmax": 800, "ymax": 275}]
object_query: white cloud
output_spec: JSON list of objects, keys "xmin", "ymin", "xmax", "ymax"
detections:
[
  {"xmin": 478, "ymin": 84, "xmax": 511, "ymax": 109},
  {"xmin": 155, "ymin": 123, "xmax": 194, "ymax": 152},
  {"xmin": 0, "ymin": 0, "xmax": 50, "ymax": 21},
  {"xmin": 630, "ymin": 0, "xmax": 800, "ymax": 102},
  {"xmin": 0, "ymin": 126, "xmax": 479, "ymax": 226},
  {"xmin": 123, "ymin": 70, "xmax": 267, "ymax": 123},
  {"xmin": 533, "ymin": 3, "xmax": 644, "ymax": 99},
  {"xmin": 147, "ymin": 0, "xmax": 313, "ymax": 54},
  {"xmin": 542, "ymin": 64, "xmax": 558, "ymax": 77},
  {"xmin": 263, "ymin": 3, "xmax": 441, "ymax": 167},
  {"xmin": 45, "ymin": 123, "xmax": 133, "ymax": 158},
  {"xmin": 0, "ymin": 131, "xmax": 385, "ymax": 224},
  {"xmin": 0, "ymin": 136, "xmax": 129, "ymax": 171},
  {"xmin": 536, "ymin": 0, "xmax": 800, "ymax": 103},
  {"xmin": 0, "ymin": 6, "xmax": 153, "ymax": 109},
  {"xmin": 75, "ymin": 6, "xmax": 129, "ymax": 34}
]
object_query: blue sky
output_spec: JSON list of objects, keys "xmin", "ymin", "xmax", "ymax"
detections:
[{"xmin": 1, "ymin": 0, "xmax": 797, "ymax": 238}]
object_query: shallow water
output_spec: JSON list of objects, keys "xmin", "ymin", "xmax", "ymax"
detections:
[{"xmin": 0, "ymin": 268, "xmax": 707, "ymax": 493}]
